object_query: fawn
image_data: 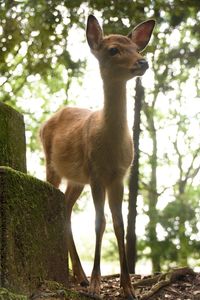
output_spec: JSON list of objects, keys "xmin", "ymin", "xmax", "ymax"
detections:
[{"xmin": 40, "ymin": 15, "xmax": 155, "ymax": 300}]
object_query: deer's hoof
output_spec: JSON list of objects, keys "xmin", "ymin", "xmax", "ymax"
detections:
[{"xmin": 80, "ymin": 279, "xmax": 89, "ymax": 287}]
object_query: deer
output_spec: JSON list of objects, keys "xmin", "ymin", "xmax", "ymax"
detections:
[{"xmin": 40, "ymin": 15, "xmax": 155, "ymax": 300}]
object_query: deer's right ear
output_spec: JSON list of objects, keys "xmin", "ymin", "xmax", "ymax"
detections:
[{"xmin": 86, "ymin": 15, "xmax": 103, "ymax": 50}]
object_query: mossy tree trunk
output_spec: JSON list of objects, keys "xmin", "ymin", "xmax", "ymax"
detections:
[
  {"xmin": 0, "ymin": 167, "xmax": 68, "ymax": 294},
  {"xmin": 0, "ymin": 103, "xmax": 26, "ymax": 173}
]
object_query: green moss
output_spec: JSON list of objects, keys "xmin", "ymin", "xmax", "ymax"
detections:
[
  {"xmin": 0, "ymin": 167, "xmax": 68, "ymax": 295},
  {"xmin": 0, "ymin": 103, "xmax": 26, "ymax": 173},
  {"xmin": 0, "ymin": 288, "xmax": 27, "ymax": 300},
  {"xmin": 32, "ymin": 281, "xmax": 92, "ymax": 300},
  {"xmin": 0, "ymin": 281, "xmax": 91, "ymax": 300}
]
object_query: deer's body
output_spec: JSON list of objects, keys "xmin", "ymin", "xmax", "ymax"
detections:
[
  {"xmin": 40, "ymin": 15, "xmax": 155, "ymax": 300},
  {"xmin": 41, "ymin": 95, "xmax": 132, "ymax": 186}
]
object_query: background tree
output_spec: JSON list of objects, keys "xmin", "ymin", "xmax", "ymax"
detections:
[
  {"xmin": 0, "ymin": 1, "xmax": 86, "ymax": 151},
  {"xmin": 126, "ymin": 78, "xmax": 144, "ymax": 273},
  {"xmin": 138, "ymin": 2, "xmax": 200, "ymax": 271},
  {"xmin": 1, "ymin": 0, "xmax": 200, "ymax": 274}
]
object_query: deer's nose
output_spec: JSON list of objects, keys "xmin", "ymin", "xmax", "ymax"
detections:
[{"xmin": 138, "ymin": 59, "xmax": 149, "ymax": 70}]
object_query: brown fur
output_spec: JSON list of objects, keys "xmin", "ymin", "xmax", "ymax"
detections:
[{"xmin": 40, "ymin": 15, "xmax": 155, "ymax": 299}]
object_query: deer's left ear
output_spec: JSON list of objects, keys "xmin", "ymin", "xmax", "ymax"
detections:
[{"xmin": 128, "ymin": 20, "xmax": 155, "ymax": 52}]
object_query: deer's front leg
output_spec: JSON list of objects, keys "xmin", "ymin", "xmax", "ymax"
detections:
[
  {"xmin": 107, "ymin": 181, "xmax": 136, "ymax": 300},
  {"xmin": 89, "ymin": 182, "xmax": 106, "ymax": 296}
]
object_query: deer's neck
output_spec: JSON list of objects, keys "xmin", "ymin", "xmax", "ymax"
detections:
[{"xmin": 102, "ymin": 80, "xmax": 128, "ymax": 136}]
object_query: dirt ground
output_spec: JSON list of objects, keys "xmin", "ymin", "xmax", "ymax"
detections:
[{"xmin": 30, "ymin": 267, "xmax": 200, "ymax": 300}]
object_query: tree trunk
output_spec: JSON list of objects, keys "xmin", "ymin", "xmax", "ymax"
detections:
[
  {"xmin": 178, "ymin": 183, "xmax": 188, "ymax": 266},
  {"xmin": 143, "ymin": 100, "xmax": 161, "ymax": 273},
  {"xmin": 126, "ymin": 78, "xmax": 144, "ymax": 273}
]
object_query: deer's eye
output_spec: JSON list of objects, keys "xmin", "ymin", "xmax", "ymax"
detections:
[{"xmin": 108, "ymin": 47, "xmax": 119, "ymax": 56}]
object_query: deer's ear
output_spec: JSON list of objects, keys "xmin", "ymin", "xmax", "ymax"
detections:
[
  {"xmin": 128, "ymin": 20, "xmax": 155, "ymax": 52},
  {"xmin": 86, "ymin": 15, "xmax": 103, "ymax": 50}
]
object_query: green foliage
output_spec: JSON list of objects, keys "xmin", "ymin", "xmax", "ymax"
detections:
[
  {"xmin": 0, "ymin": 1, "xmax": 86, "ymax": 152},
  {"xmin": 0, "ymin": 0, "xmax": 200, "ymax": 272},
  {"xmin": 158, "ymin": 189, "xmax": 200, "ymax": 266},
  {"xmin": 133, "ymin": 1, "xmax": 200, "ymax": 271}
]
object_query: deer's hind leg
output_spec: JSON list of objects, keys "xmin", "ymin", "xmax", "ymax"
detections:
[
  {"xmin": 65, "ymin": 182, "xmax": 89, "ymax": 287},
  {"xmin": 40, "ymin": 127, "xmax": 61, "ymax": 188},
  {"xmin": 46, "ymin": 162, "xmax": 61, "ymax": 188}
]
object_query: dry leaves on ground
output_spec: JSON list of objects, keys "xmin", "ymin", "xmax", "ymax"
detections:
[{"xmin": 31, "ymin": 267, "xmax": 200, "ymax": 300}]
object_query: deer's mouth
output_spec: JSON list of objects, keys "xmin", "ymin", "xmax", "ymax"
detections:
[
  {"xmin": 130, "ymin": 67, "xmax": 147, "ymax": 76},
  {"xmin": 131, "ymin": 59, "xmax": 149, "ymax": 76}
]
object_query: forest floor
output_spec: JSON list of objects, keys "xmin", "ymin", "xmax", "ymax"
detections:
[{"xmin": 30, "ymin": 267, "xmax": 200, "ymax": 300}]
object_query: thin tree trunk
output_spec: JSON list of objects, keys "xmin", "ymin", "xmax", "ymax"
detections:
[
  {"xmin": 126, "ymin": 78, "xmax": 144, "ymax": 273},
  {"xmin": 143, "ymin": 99, "xmax": 161, "ymax": 273}
]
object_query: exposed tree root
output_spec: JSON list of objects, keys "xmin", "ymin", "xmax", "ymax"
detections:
[{"xmin": 136, "ymin": 267, "xmax": 195, "ymax": 299}]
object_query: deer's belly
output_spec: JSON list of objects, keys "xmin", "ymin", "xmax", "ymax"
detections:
[
  {"xmin": 52, "ymin": 159, "xmax": 90, "ymax": 184},
  {"xmin": 89, "ymin": 151, "xmax": 133, "ymax": 184},
  {"xmin": 51, "ymin": 143, "xmax": 90, "ymax": 184}
]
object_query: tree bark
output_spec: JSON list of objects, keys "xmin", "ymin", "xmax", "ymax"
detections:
[
  {"xmin": 143, "ymin": 99, "xmax": 161, "ymax": 273},
  {"xmin": 126, "ymin": 78, "xmax": 144, "ymax": 273}
]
